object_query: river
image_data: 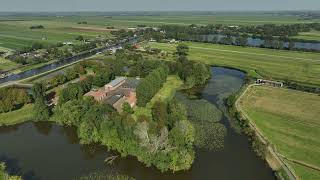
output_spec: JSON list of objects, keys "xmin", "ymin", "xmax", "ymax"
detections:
[{"xmin": 0, "ymin": 67, "xmax": 275, "ymax": 180}]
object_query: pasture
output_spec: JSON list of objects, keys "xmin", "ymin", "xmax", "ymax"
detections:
[
  {"xmin": 0, "ymin": 19, "xmax": 112, "ymax": 50},
  {"xmin": 239, "ymin": 86, "xmax": 320, "ymax": 180},
  {"xmin": 149, "ymin": 42, "xmax": 320, "ymax": 86},
  {"xmin": 1, "ymin": 12, "xmax": 318, "ymax": 49},
  {"xmin": 293, "ymin": 31, "xmax": 320, "ymax": 41}
]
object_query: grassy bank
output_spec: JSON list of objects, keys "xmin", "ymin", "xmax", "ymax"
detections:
[
  {"xmin": 238, "ymin": 86, "xmax": 320, "ymax": 180},
  {"xmin": 293, "ymin": 31, "xmax": 320, "ymax": 41},
  {"xmin": 149, "ymin": 42, "xmax": 320, "ymax": 87},
  {"xmin": 0, "ymin": 104, "xmax": 34, "ymax": 126},
  {"xmin": 134, "ymin": 75, "xmax": 183, "ymax": 119}
]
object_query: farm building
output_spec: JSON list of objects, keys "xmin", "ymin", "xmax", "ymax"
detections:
[
  {"xmin": 105, "ymin": 77, "xmax": 126, "ymax": 92},
  {"xmin": 256, "ymin": 79, "xmax": 284, "ymax": 87}
]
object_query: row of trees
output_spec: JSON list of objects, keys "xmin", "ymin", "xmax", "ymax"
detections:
[
  {"xmin": 45, "ymin": 64, "xmax": 86, "ymax": 89},
  {"xmin": 136, "ymin": 65, "xmax": 169, "ymax": 107}
]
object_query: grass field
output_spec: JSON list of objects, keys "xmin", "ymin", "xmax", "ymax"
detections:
[
  {"xmin": 293, "ymin": 31, "xmax": 320, "ymax": 41},
  {"xmin": 0, "ymin": 56, "xmax": 19, "ymax": 71},
  {"xmin": 0, "ymin": 19, "xmax": 111, "ymax": 49},
  {"xmin": 239, "ymin": 86, "xmax": 320, "ymax": 180},
  {"xmin": 133, "ymin": 75, "xmax": 183, "ymax": 119},
  {"xmin": 0, "ymin": 104, "xmax": 34, "ymax": 126},
  {"xmin": 1, "ymin": 13, "xmax": 319, "ymax": 49},
  {"xmin": 149, "ymin": 42, "xmax": 320, "ymax": 86}
]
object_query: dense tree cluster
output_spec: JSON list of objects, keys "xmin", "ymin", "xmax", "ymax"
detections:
[
  {"xmin": 45, "ymin": 66, "xmax": 82, "ymax": 89},
  {"xmin": 32, "ymin": 82, "xmax": 51, "ymax": 121},
  {"xmin": 0, "ymin": 88, "xmax": 30, "ymax": 113},
  {"xmin": 30, "ymin": 25, "xmax": 44, "ymax": 29},
  {"xmin": 136, "ymin": 65, "xmax": 169, "ymax": 107}
]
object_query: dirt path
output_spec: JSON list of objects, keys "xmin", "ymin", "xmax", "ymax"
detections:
[{"xmin": 235, "ymin": 84, "xmax": 298, "ymax": 180}]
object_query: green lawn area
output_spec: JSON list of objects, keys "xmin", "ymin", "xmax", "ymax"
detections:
[
  {"xmin": 0, "ymin": 104, "xmax": 34, "ymax": 126},
  {"xmin": 293, "ymin": 31, "xmax": 320, "ymax": 41},
  {"xmin": 149, "ymin": 42, "xmax": 320, "ymax": 87},
  {"xmin": 239, "ymin": 86, "xmax": 320, "ymax": 180},
  {"xmin": 0, "ymin": 56, "xmax": 20, "ymax": 71},
  {"xmin": 133, "ymin": 75, "xmax": 183, "ymax": 119}
]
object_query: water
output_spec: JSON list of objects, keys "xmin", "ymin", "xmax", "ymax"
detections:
[
  {"xmin": 195, "ymin": 34, "xmax": 320, "ymax": 51},
  {"xmin": 0, "ymin": 67, "xmax": 275, "ymax": 180},
  {"xmin": 0, "ymin": 38, "xmax": 137, "ymax": 85}
]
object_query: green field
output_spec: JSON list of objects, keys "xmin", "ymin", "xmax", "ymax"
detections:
[
  {"xmin": 0, "ymin": 104, "xmax": 34, "ymax": 126},
  {"xmin": 134, "ymin": 75, "xmax": 183, "ymax": 119},
  {"xmin": 293, "ymin": 31, "xmax": 320, "ymax": 41},
  {"xmin": 1, "ymin": 13, "xmax": 319, "ymax": 49},
  {"xmin": 149, "ymin": 42, "xmax": 320, "ymax": 86},
  {"xmin": 239, "ymin": 86, "xmax": 320, "ymax": 180},
  {"xmin": 0, "ymin": 56, "xmax": 19, "ymax": 71},
  {"xmin": 0, "ymin": 19, "xmax": 111, "ymax": 49}
]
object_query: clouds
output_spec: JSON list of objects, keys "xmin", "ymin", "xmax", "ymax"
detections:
[{"xmin": 0, "ymin": 0, "xmax": 319, "ymax": 11}]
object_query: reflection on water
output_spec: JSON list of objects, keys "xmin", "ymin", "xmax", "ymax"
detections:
[{"xmin": 0, "ymin": 67, "xmax": 275, "ymax": 180}]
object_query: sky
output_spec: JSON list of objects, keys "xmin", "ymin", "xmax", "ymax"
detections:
[{"xmin": 0, "ymin": 0, "xmax": 319, "ymax": 12}]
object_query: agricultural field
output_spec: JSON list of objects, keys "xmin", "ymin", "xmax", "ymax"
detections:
[
  {"xmin": 149, "ymin": 42, "xmax": 320, "ymax": 86},
  {"xmin": 0, "ymin": 19, "xmax": 112, "ymax": 50},
  {"xmin": 293, "ymin": 31, "xmax": 320, "ymax": 41},
  {"xmin": 238, "ymin": 86, "xmax": 320, "ymax": 180},
  {"xmin": 0, "ymin": 13, "xmax": 318, "ymax": 50}
]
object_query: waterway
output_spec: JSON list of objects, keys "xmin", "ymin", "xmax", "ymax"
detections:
[{"xmin": 0, "ymin": 67, "xmax": 275, "ymax": 180}]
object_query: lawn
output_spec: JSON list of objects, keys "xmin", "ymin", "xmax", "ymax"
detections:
[
  {"xmin": 0, "ymin": 104, "xmax": 34, "ymax": 126},
  {"xmin": 149, "ymin": 42, "xmax": 320, "ymax": 87},
  {"xmin": 238, "ymin": 86, "xmax": 320, "ymax": 180},
  {"xmin": 133, "ymin": 75, "xmax": 183, "ymax": 119},
  {"xmin": 0, "ymin": 56, "xmax": 20, "ymax": 71},
  {"xmin": 293, "ymin": 31, "xmax": 320, "ymax": 41}
]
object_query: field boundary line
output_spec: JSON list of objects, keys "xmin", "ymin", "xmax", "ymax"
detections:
[
  {"xmin": 278, "ymin": 154, "xmax": 320, "ymax": 172},
  {"xmin": 235, "ymin": 84, "xmax": 298, "ymax": 180}
]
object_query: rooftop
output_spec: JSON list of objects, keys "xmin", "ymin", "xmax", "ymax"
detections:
[{"xmin": 107, "ymin": 77, "xmax": 126, "ymax": 87}]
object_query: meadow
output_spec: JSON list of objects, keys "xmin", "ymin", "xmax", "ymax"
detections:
[
  {"xmin": 239, "ymin": 86, "xmax": 320, "ymax": 180},
  {"xmin": 1, "ymin": 12, "xmax": 319, "ymax": 49},
  {"xmin": 0, "ymin": 19, "xmax": 111, "ymax": 50},
  {"xmin": 149, "ymin": 42, "xmax": 320, "ymax": 87},
  {"xmin": 293, "ymin": 31, "xmax": 320, "ymax": 41}
]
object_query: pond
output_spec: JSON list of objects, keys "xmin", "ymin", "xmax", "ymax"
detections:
[{"xmin": 0, "ymin": 67, "xmax": 275, "ymax": 180}]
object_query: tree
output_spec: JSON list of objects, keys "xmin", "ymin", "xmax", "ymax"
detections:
[
  {"xmin": 176, "ymin": 44, "xmax": 189, "ymax": 56},
  {"xmin": 75, "ymin": 35, "xmax": 84, "ymax": 41},
  {"xmin": 151, "ymin": 101, "xmax": 167, "ymax": 126},
  {"xmin": 32, "ymin": 82, "xmax": 47, "ymax": 100},
  {"xmin": 34, "ymin": 98, "xmax": 50, "ymax": 121},
  {"xmin": 122, "ymin": 102, "xmax": 134, "ymax": 114}
]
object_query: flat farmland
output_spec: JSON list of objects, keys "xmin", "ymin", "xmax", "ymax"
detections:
[
  {"xmin": 293, "ymin": 31, "xmax": 320, "ymax": 41},
  {"xmin": 238, "ymin": 86, "xmax": 320, "ymax": 180},
  {"xmin": 0, "ymin": 20, "xmax": 112, "ymax": 50},
  {"xmin": 149, "ymin": 42, "xmax": 320, "ymax": 86}
]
